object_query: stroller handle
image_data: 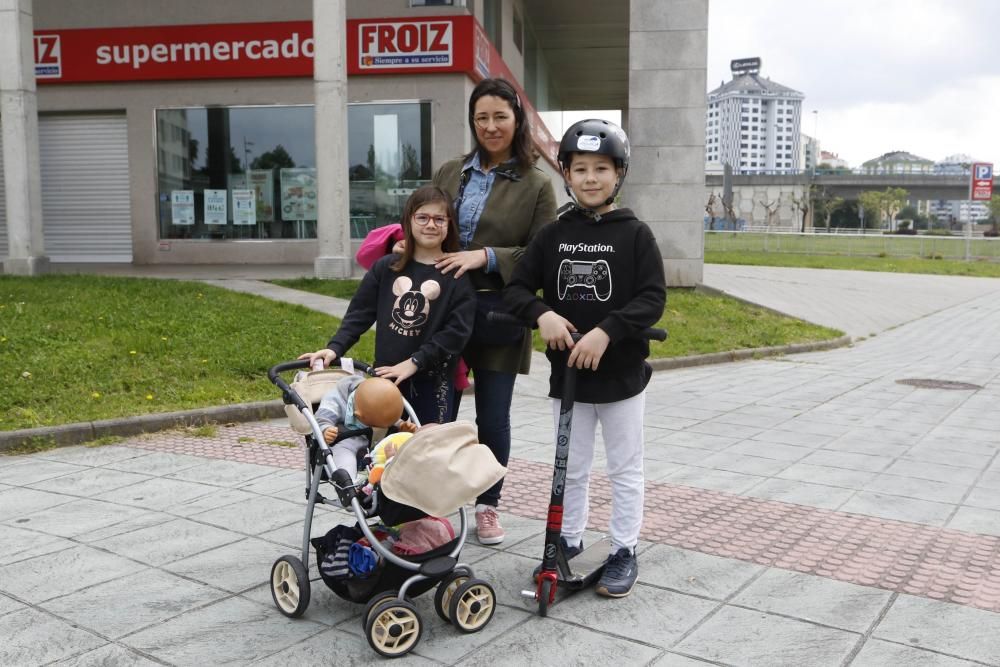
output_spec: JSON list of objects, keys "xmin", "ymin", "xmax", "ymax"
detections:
[
  {"xmin": 486, "ymin": 311, "xmax": 667, "ymax": 342},
  {"xmin": 267, "ymin": 358, "xmax": 376, "ymax": 411}
]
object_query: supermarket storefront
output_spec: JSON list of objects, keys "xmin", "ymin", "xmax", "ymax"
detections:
[{"xmin": 1, "ymin": 0, "xmax": 709, "ymax": 286}]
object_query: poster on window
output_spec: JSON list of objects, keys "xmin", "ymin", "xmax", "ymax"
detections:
[
  {"xmin": 247, "ymin": 170, "xmax": 275, "ymax": 222},
  {"xmin": 171, "ymin": 190, "xmax": 195, "ymax": 225},
  {"xmin": 204, "ymin": 189, "xmax": 228, "ymax": 225},
  {"xmin": 280, "ymin": 168, "xmax": 318, "ymax": 221},
  {"xmin": 232, "ymin": 189, "xmax": 256, "ymax": 225}
]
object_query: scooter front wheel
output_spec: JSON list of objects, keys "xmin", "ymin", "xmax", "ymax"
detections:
[{"xmin": 538, "ymin": 579, "xmax": 553, "ymax": 617}]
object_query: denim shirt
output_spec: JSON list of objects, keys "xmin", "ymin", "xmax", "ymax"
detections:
[{"xmin": 458, "ymin": 153, "xmax": 499, "ymax": 274}]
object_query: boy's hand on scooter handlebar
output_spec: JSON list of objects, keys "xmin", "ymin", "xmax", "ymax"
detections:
[
  {"xmin": 374, "ymin": 359, "xmax": 418, "ymax": 385},
  {"xmin": 537, "ymin": 311, "xmax": 577, "ymax": 351},
  {"xmin": 567, "ymin": 328, "xmax": 610, "ymax": 370}
]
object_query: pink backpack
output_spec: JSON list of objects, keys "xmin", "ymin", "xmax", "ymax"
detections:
[{"xmin": 355, "ymin": 223, "xmax": 404, "ymax": 270}]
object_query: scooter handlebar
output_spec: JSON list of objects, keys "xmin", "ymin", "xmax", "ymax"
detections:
[{"xmin": 487, "ymin": 311, "xmax": 667, "ymax": 341}]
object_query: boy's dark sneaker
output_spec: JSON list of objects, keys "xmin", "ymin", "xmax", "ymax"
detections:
[
  {"xmin": 532, "ymin": 538, "xmax": 584, "ymax": 581},
  {"xmin": 595, "ymin": 548, "xmax": 638, "ymax": 598}
]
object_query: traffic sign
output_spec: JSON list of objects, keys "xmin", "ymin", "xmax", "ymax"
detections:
[{"xmin": 971, "ymin": 162, "xmax": 994, "ymax": 201}]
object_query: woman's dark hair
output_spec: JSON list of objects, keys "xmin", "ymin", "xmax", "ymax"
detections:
[
  {"xmin": 391, "ymin": 185, "xmax": 460, "ymax": 272},
  {"xmin": 464, "ymin": 77, "xmax": 536, "ymax": 169}
]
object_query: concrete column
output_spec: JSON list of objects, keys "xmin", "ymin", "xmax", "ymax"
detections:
[
  {"xmin": 312, "ymin": 0, "xmax": 352, "ymax": 278},
  {"xmin": 626, "ymin": 0, "xmax": 707, "ymax": 286},
  {"xmin": 0, "ymin": 0, "xmax": 48, "ymax": 275}
]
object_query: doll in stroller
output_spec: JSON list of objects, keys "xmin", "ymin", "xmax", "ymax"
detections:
[{"xmin": 267, "ymin": 358, "xmax": 505, "ymax": 658}]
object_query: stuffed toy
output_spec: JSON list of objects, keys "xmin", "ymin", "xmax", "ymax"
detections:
[{"xmin": 366, "ymin": 431, "xmax": 414, "ymax": 486}]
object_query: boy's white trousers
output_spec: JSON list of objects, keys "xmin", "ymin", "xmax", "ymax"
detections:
[{"xmin": 551, "ymin": 391, "xmax": 645, "ymax": 553}]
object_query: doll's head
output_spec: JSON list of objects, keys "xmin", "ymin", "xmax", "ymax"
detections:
[{"xmin": 353, "ymin": 377, "xmax": 403, "ymax": 428}]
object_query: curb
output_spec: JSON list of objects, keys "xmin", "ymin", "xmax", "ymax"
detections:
[
  {"xmin": 0, "ymin": 336, "xmax": 851, "ymax": 453},
  {"xmin": 648, "ymin": 335, "xmax": 852, "ymax": 371},
  {"xmin": 0, "ymin": 401, "xmax": 284, "ymax": 454}
]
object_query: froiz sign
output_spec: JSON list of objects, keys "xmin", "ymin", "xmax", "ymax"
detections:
[
  {"xmin": 34, "ymin": 34, "xmax": 62, "ymax": 78},
  {"xmin": 358, "ymin": 20, "xmax": 452, "ymax": 69}
]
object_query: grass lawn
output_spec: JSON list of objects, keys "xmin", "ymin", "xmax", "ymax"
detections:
[
  {"xmin": 275, "ymin": 277, "xmax": 842, "ymax": 359},
  {"xmin": 706, "ymin": 250, "xmax": 1000, "ymax": 278},
  {"xmin": 0, "ymin": 275, "xmax": 839, "ymax": 432},
  {"xmin": 0, "ymin": 275, "xmax": 371, "ymax": 432}
]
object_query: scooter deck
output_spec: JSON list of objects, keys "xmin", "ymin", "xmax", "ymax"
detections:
[{"xmin": 557, "ymin": 538, "xmax": 611, "ymax": 590}]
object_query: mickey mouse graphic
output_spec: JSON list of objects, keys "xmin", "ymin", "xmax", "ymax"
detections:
[{"xmin": 390, "ymin": 276, "xmax": 441, "ymax": 334}]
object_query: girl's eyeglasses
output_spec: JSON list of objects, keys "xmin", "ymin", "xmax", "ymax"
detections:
[{"xmin": 413, "ymin": 214, "xmax": 449, "ymax": 227}]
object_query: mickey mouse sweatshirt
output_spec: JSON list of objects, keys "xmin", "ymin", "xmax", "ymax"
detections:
[
  {"xmin": 503, "ymin": 207, "xmax": 667, "ymax": 403},
  {"xmin": 327, "ymin": 254, "xmax": 475, "ymax": 373}
]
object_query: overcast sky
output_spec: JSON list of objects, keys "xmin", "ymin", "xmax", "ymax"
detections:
[{"xmin": 708, "ymin": 0, "xmax": 1000, "ymax": 167}]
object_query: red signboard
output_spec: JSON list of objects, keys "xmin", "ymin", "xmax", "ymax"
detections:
[
  {"xmin": 971, "ymin": 162, "xmax": 994, "ymax": 201},
  {"xmin": 34, "ymin": 22, "xmax": 315, "ymax": 83},
  {"xmin": 32, "ymin": 16, "xmax": 557, "ymax": 163}
]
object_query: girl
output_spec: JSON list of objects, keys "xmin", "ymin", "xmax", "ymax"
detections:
[{"xmin": 301, "ymin": 185, "xmax": 475, "ymax": 426}]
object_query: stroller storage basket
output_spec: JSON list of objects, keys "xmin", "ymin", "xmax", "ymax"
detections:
[{"xmin": 312, "ymin": 532, "xmax": 461, "ymax": 604}]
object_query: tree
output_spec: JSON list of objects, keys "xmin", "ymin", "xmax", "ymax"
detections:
[
  {"xmin": 988, "ymin": 194, "xmax": 1000, "ymax": 236},
  {"xmin": 881, "ymin": 187, "xmax": 909, "ymax": 231},
  {"xmin": 857, "ymin": 188, "xmax": 908, "ymax": 230},
  {"xmin": 250, "ymin": 144, "xmax": 296, "ymax": 170},
  {"xmin": 857, "ymin": 190, "xmax": 883, "ymax": 230},
  {"xmin": 811, "ymin": 186, "xmax": 844, "ymax": 231},
  {"xmin": 790, "ymin": 191, "xmax": 810, "ymax": 232}
]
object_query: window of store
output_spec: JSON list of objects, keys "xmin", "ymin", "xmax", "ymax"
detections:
[
  {"xmin": 154, "ymin": 101, "xmax": 431, "ymax": 241},
  {"xmin": 347, "ymin": 102, "xmax": 433, "ymax": 238}
]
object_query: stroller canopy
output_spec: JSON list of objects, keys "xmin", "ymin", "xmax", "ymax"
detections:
[{"xmin": 380, "ymin": 420, "xmax": 505, "ymax": 518}]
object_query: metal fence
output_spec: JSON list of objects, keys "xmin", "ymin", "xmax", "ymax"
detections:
[{"xmin": 705, "ymin": 230, "xmax": 1000, "ymax": 262}]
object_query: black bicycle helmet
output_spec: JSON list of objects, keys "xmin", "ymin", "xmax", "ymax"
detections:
[{"xmin": 557, "ymin": 119, "xmax": 631, "ymax": 211}]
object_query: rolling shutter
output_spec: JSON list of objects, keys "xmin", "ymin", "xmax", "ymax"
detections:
[{"xmin": 39, "ymin": 114, "xmax": 132, "ymax": 262}]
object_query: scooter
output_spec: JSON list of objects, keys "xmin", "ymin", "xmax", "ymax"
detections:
[{"xmin": 487, "ymin": 312, "xmax": 666, "ymax": 616}]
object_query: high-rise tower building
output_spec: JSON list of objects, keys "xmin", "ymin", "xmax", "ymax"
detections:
[{"xmin": 705, "ymin": 58, "xmax": 805, "ymax": 174}]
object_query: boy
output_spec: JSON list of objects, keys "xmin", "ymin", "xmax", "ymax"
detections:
[
  {"xmin": 503, "ymin": 119, "xmax": 666, "ymax": 598},
  {"xmin": 315, "ymin": 375, "xmax": 417, "ymax": 479}
]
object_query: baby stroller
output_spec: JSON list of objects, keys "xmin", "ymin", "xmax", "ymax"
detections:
[{"xmin": 267, "ymin": 358, "xmax": 505, "ymax": 658}]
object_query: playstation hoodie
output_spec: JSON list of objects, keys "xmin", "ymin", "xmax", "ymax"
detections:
[{"xmin": 503, "ymin": 207, "xmax": 667, "ymax": 404}]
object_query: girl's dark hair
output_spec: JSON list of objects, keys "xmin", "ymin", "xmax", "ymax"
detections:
[
  {"xmin": 391, "ymin": 185, "xmax": 460, "ymax": 272},
  {"xmin": 464, "ymin": 77, "xmax": 536, "ymax": 169}
]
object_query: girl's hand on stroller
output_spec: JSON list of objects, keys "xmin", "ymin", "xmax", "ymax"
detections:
[
  {"xmin": 298, "ymin": 348, "xmax": 337, "ymax": 369},
  {"xmin": 567, "ymin": 328, "xmax": 610, "ymax": 370},
  {"xmin": 323, "ymin": 426, "xmax": 338, "ymax": 443},
  {"xmin": 374, "ymin": 359, "xmax": 418, "ymax": 385},
  {"xmin": 537, "ymin": 311, "xmax": 576, "ymax": 351},
  {"xmin": 398, "ymin": 420, "xmax": 418, "ymax": 433}
]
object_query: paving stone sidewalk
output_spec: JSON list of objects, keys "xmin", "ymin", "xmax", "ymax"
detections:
[{"xmin": 4, "ymin": 267, "xmax": 1000, "ymax": 665}]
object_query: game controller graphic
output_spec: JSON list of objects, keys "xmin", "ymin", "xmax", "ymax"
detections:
[{"xmin": 557, "ymin": 259, "xmax": 612, "ymax": 301}]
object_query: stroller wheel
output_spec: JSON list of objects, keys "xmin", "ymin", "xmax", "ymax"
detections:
[
  {"xmin": 365, "ymin": 598, "xmax": 423, "ymax": 658},
  {"xmin": 448, "ymin": 578, "xmax": 497, "ymax": 633},
  {"xmin": 433, "ymin": 573, "xmax": 469, "ymax": 622},
  {"xmin": 363, "ymin": 590, "xmax": 399, "ymax": 625},
  {"xmin": 270, "ymin": 555, "xmax": 311, "ymax": 618}
]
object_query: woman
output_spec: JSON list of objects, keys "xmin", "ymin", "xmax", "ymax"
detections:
[{"xmin": 432, "ymin": 77, "xmax": 557, "ymax": 545}]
